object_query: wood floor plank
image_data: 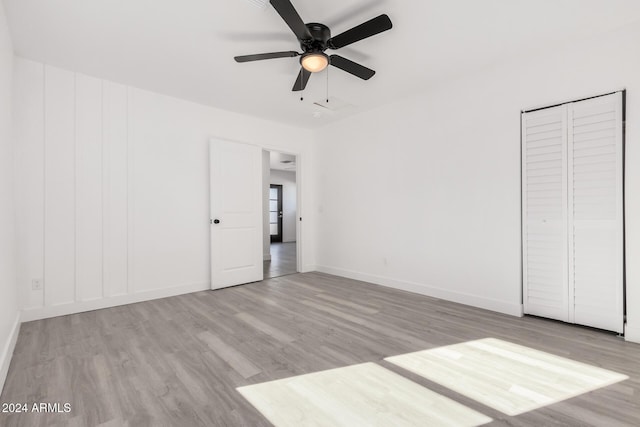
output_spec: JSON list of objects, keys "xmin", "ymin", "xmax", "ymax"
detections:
[
  {"xmin": 234, "ymin": 312, "xmax": 296, "ymax": 344},
  {"xmin": 196, "ymin": 331, "xmax": 262, "ymax": 379},
  {"xmin": 313, "ymin": 293, "xmax": 380, "ymax": 314}
]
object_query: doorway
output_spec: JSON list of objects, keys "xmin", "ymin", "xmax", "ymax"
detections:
[
  {"xmin": 210, "ymin": 139, "xmax": 303, "ymax": 290},
  {"xmin": 263, "ymin": 151, "xmax": 298, "ymax": 279}
]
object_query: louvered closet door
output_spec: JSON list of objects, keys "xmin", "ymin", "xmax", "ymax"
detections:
[
  {"xmin": 522, "ymin": 105, "xmax": 569, "ymax": 322},
  {"xmin": 568, "ymin": 93, "xmax": 624, "ymax": 333}
]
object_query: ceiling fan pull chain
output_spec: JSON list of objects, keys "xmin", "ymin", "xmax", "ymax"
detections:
[
  {"xmin": 326, "ymin": 66, "xmax": 329, "ymax": 103},
  {"xmin": 300, "ymin": 70, "xmax": 304, "ymax": 101}
]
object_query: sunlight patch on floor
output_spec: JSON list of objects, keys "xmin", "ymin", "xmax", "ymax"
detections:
[
  {"xmin": 237, "ymin": 362, "xmax": 492, "ymax": 427},
  {"xmin": 385, "ymin": 337, "xmax": 628, "ymax": 416}
]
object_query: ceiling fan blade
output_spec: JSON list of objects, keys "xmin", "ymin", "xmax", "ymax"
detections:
[
  {"xmin": 292, "ymin": 67, "xmax": 311, "ymax": 91},
  {"xmin": 234, "ymin": 51, "xmax": 300, "ymax": 63},
  {"xmin": 329, "ymin": 14, "xmax": 392, "ymax": 49},
  {"xmin": 270, "ymin": 0, "xmax": 312, "ymax": 41},
  {"xmin": 330, "ymin": 55, "xmax": 375, "ymax": 80}
]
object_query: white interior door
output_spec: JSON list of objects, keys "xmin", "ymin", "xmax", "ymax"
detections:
[
  {"xmin": 210, "ymin": 139, "xmax": 263, "ymax": 290},
  {"xmin": 522, "ymin": 105, "xmax": 570, "ymax": 322},
  {"xmin": 568, "ymin": 92, "xmax": 624, "ymax": 333}
]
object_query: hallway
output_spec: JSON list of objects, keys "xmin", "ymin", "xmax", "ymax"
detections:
[{"xmin": 263, "ymin": 242, "xmax": 296, "ymax": 279}]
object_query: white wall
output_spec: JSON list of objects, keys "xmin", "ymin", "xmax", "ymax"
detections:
[
  {"xmin": 13, "ymin": 57, "xmax": 316, "ymax": 321},
  {"xmin": 270, "ymin": 169, "xmax": 297, "ymax": 243},
  {"xmin": 313, "ymin": 22, "xmax": 640, "ymax": 342},
  {"xmin": 0, "ymin": 1, "xmax": 19, "ymax": 392}
]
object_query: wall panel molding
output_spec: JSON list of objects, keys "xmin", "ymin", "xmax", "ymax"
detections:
[
  {"xmin": 102, "ymin": 82, "xmax": 129, "ymax": 298},
  {"xmin": 75, "ymin": 74, "xmax": 104, "ymax": 302},
  {"xmin": 14, "ymin": 56, "xmax": 313, "ymax": 321},
  {"xmin": 126, "ymin": 86, "xmax": 134, "ymax": 295},
  {"xmin": 44, "ymin": 65, "xmax": 76, "ymax": 307},
  {"xmin": 21, "ymin": 282, "xmax": 209, "ymax": 322}
]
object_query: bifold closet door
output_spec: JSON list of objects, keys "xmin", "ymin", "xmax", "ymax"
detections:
[
  {"xmin": 568, "ymin": 92, "xmax": 624, "ymax": 333},
  {"xmin": 522, "ymin": 92, "xmax": 624, "ymax": 333},
  {"xmin": 522, "ymin": 105, "xmax": 570, "ymax": 322}
]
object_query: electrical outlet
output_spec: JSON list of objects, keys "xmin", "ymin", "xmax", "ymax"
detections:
[{"xmin": 32, "ymin": 279, "xmax": 43, "ymax": 291}]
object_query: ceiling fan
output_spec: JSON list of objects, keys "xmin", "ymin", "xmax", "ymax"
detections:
[{"xmin": 234, "ymin": 0, "xmax": 393, "ymax": 92}]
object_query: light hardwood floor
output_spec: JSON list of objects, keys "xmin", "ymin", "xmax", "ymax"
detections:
[
  {"xmin": 263, "ymin": 242, "xmax": 296, "ymax": 279},
  {"xmin": 1, "ymin": 272, "xmax": 639, "ymax": 426}
]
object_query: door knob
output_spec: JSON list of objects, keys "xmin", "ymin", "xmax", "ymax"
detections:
[{"xmin": 213, "ymin": 219, "xmax": 220, "ymax": 224}]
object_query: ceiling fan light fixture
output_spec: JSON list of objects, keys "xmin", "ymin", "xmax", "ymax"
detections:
[{"xmin": 301, "ymin": 52, "xmax": 329, "ymax": 73}]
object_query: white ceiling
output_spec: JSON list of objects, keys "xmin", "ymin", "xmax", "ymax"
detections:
[
  {"xmin": 5, "ymin": 0, "xmax": 640, "ymax": 129},
  {"xmin": 270, "ymin": 151, "xmax": 296, "ymax": 172}
]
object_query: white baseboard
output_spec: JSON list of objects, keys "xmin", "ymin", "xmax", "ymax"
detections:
[
  {"xmin": 0, "ymin": 312, "xmax": 21, "ymax": 395},
  {"xmin": 21, "ymin": 281, "xmax": 210, "ymax": 322},
  {"xmin": 300, "ymin": 264, "xmax": 317, "ymax": 273},
  {"xmin": 624, "ymin": 323, "xmax": 640, "ymax": 344},
  {"xmin": 315, "ymin": 265, "xmax": 523, "ymax": 317}
]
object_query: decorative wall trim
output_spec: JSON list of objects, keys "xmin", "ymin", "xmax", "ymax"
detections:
[
  {"xmin": 0, "ymin": 313, "xmax": 21, "ymax": 394},
  {"xmin": 14, "ymin": 57, "xmax": 313, "ymax": 324},
  {"xmin": 21, "ymin": 281, "xmax": 210, "ymax": 322},
  {"xmin": 315, "ymin": 265, "xmax": 524, "ymax": 317}
]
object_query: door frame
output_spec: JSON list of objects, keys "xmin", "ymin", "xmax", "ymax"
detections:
[
  {"xmin": 209, "ymin": 138, "xmax": 305, "ymax": 279},
  {"xmin": 266, "ymin": 149, "xmax": 301, "ymax": 274}
]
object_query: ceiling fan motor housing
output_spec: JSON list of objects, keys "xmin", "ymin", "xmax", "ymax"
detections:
[{"xmin": 301, "ymin": 23, "xmax": 331, "ymax": 52}]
